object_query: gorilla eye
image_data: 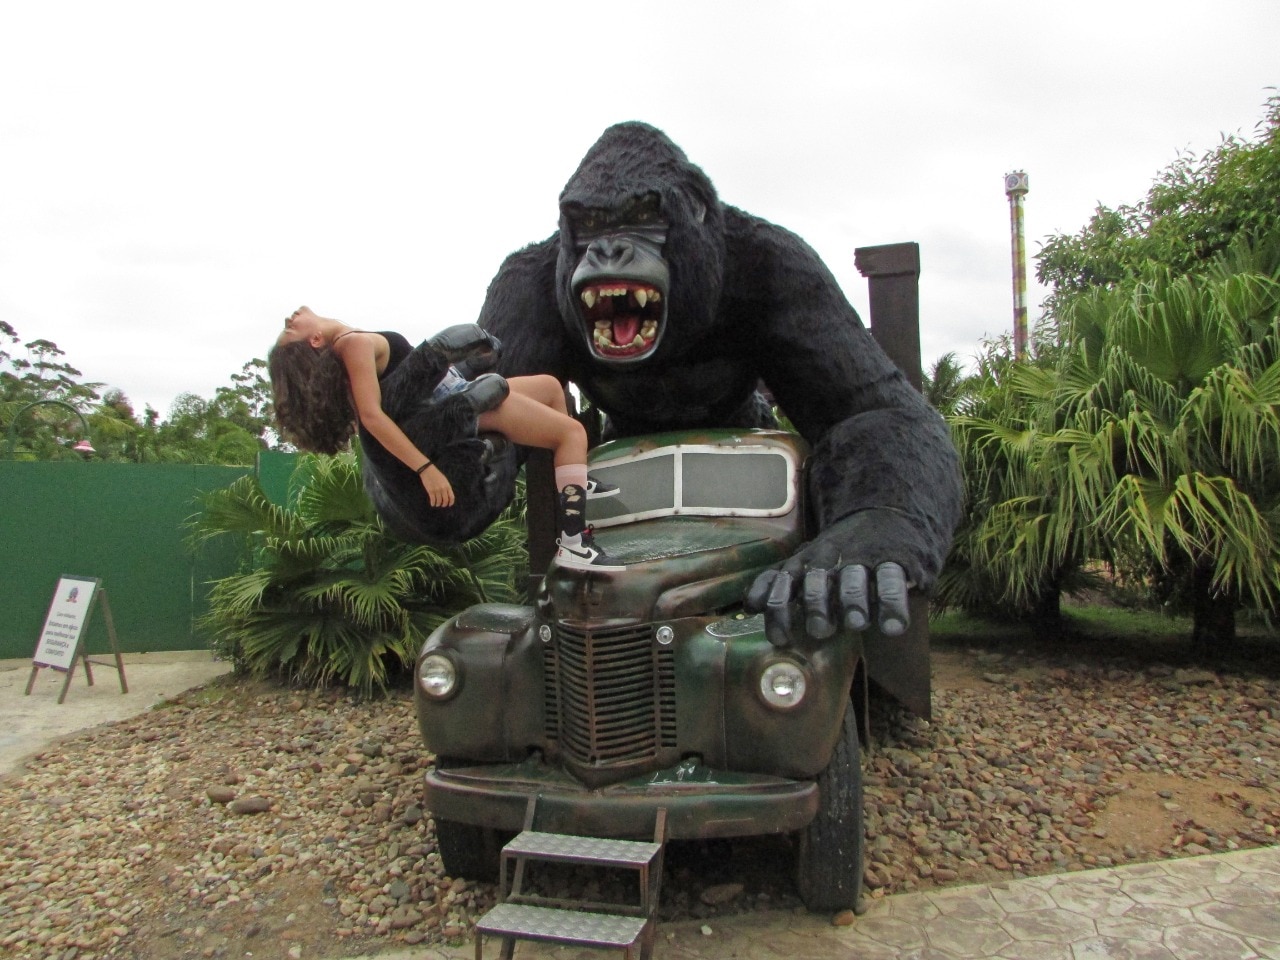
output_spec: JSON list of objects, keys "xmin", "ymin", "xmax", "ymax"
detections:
[{"xmin": 629, "ymin": 194, "xmax": 662, "ymax": 223}]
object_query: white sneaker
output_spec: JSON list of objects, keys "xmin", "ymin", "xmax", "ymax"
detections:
[
  {"xmin": 585, "ymin": 475, "xmax": 620, "ymax": 499},
  {"xmin": 554, "ymin": 531, "xmax": 625, "ymax": 572}
]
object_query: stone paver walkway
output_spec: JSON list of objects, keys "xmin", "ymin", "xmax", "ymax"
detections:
[{"xmin": 404, "ymin": 844, "xmax": 1280, "ymax": 960}]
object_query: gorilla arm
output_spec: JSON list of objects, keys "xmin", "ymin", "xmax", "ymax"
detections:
[
  {"xmin": 476, "ymin": 237, "xmax": 573, "ymax": 379},
  {"xmin": 733, "ymin": 215, "xmax": 963, "ymax": 645}
]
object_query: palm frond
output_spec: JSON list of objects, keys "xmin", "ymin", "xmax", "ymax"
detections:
[{"xmin": 194, "ymin": 452, "xmax": 528, "ymax": 696}]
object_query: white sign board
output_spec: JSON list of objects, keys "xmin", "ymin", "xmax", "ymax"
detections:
[{"xmin": 32, "ymin": 576, "xmax": 98, "ymax": 669}]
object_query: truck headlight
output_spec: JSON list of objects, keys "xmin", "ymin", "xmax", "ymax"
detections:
[
  {"xmin": 758, "ymin": 660, "xmax": 807, "ymax": 710},
  {"xmin": 418, "ymin": 653, "xmax": 460, "ymax": 700}
]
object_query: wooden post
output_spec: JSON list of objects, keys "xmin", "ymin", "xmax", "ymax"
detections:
[
  {"xmin": 853, "ymin": 243, "xmax": 932, "ymax": 719},
  {"xmin": 854, "ymin": 242, "xmax": 923, "ymax": 390}
]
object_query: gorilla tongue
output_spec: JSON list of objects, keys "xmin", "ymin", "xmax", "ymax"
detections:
[{"xmin": 611, "ymin": 316, "xmax": 641, "ymax": 346}]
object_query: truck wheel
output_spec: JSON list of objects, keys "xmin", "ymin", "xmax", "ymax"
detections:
[
  {"xmin": 795, "ymin": 704, "xmax": 864, "ymax": 913},
  {"xmin": 433, "ymin": 817, "xmax": 503, "ymax": 883}
]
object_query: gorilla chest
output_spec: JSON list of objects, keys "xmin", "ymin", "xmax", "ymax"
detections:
[{"xmin": 581, "ymin": 356, "xmax": 753, "ymax": 427}]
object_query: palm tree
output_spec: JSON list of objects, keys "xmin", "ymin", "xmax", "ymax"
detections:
[
  {"xmin": 189, "ymin": 452, "xmax": 529, "ymax": 695},
  {"xmin": 938, "ymin": 338, "xmax": 1098, "ymax": 622},
  {"xmin": 963, "ymin": 244, "xmax": 1280, "ymax": 648},
  {"xmin": 923, "ymin": 352, "xmax": 976, "ymax": 417}
]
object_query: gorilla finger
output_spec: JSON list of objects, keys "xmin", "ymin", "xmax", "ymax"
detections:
[
  {"xmin": 839, "ymin": 565, "xmax": 870, "ymax": 632},
  {"xmin": 875, "ymin": 562, "xmax": 910, "ymax": 637},
  {"xmin": 782, "ymin": 542, "xmax": 839, "ymax": 580},
  {"xmin": 765, "ymin": 570, "xmax": 794, "ymax": 647},
  {"xmin": 803, "ymin": 568, "xmax": 835, "ymax": 639},
  {"xmin": 745, "ymin": 570, "xmax": 779, "ymax": 613}
]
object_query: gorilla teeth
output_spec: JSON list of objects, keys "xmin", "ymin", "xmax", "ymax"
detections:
[
  {"xmin": 593, "ymin": 328, "xmax": 657, "ymax": 354},
  {"xmin": 581, "ymin": 284, "xmax": 663, "ymax": 356},
  {"xmin": 580, "ymin": 285, "xmax": 662, "ymax": 309}
]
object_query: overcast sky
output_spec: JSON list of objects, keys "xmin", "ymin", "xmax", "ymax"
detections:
[{"xmin": 2, "ymin": 1, "xmax": 1277, "ymax": 418}]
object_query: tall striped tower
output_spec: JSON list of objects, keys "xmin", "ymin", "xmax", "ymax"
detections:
[{"xmin": 1004, "ymin": 170, "xmax": 1030, "ymax": 360}]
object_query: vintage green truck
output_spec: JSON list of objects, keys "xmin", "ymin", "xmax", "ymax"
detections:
[{"xmin": 415, "ymin": 427, "xmax": 931, "ymax": 911}]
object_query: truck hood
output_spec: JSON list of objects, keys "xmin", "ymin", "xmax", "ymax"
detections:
[{"xmin": 544, "ymin": 515, "xmax": 800, "ymax": 622}]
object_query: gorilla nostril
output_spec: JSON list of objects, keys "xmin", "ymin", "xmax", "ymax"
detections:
[{"xmin": 592, "ymin": 237, "xmax": 633, "ymax": 264}]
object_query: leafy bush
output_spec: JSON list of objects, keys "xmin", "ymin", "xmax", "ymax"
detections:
[{"xmin": 190, "ymin": 452, "xmax": 528, "ymax": 696}]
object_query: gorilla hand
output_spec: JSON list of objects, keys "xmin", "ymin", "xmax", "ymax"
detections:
[
  {"xmin": 744, "ymin": 512, "xmax": 916, "ymax": 647},
  {"xmin": 428, "ymin": 324, "xmax": 503, "ymax": 380},
  {"xmin": 455, "ymin": 372, "xmax": 509, "ymax": 414}
]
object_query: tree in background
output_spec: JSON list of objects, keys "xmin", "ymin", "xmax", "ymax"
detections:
[
  {"xmin": 134, "ymin": 359, "xmax": 277, "ymax": 463},
  {"xmin": 922, "ymin": 351, "xmax": 980, "ymax": 418},
  {"xmin": 936, "ymin": 332, "xmax": 1105, "ymax": 623},
  {"xmin": 1046, "ymin": 249, "xmax": 1280, "ymax": 649},
  {"xmin": 944, "ymin": 94, "xmax": 1280, "ymax": 649},
  {"xmin": 1039, "ymin": 92, "xmax": 1280, "ymax": 298},
  {"xmin": 1, "ymin": 322, "xmax": 278, "ymax": 465},
  {"xmin": 1, "ymin": 322, "xmax": 105, "ymax": 460}
]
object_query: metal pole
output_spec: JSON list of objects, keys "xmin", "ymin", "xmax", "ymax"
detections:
[
  {"xmin": 1004, "ymin": 171, "xmax": 1030, "ymax": 361},
  {"xmin": 4, "ymin": 399, "xmax": 95, "ymax": 459}
]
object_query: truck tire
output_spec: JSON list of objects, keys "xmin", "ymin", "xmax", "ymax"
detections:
[
  {"xmin": 433, "ymin": 817, "xmax": 503, "ymax": 883},
  {"xmin": 795, "ymin": 703, "xmax": 864, "ymax": 912},
  {"xmin": 430, "ymin": 758, "xmax": 505, "ymax": 883}
]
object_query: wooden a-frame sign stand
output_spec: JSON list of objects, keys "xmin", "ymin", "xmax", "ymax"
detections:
[{"xmin": 25, "ymin": 575, "xmax": 128, "ymax": 705}]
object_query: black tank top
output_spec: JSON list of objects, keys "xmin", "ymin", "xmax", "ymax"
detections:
[{"xmin": 377, "ymin": 331, "xmax": 413, "ymax": 380}]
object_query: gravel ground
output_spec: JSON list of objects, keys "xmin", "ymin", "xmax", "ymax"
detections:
[{"xmin": 0, "ymin": 643, "xmax": 1277, "ymax": 959}]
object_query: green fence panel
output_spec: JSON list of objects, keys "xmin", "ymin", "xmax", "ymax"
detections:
[
  {"xmin": 256, "ymin": 450, "xmax": 302, "ymax": 506},
  {"xmin": 0, "ymin": 461, "xmax": 251, "ymax": 659}
]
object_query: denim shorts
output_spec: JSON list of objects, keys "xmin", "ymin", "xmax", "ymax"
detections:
[{"xmin": 431, "ymin": 366, "xmax": 468, "ymax": 402}]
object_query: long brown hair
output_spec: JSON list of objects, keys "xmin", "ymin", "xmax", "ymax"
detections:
[{"xmin": 267, "ymin": 339, "xmax": 356, "ymax": 454}]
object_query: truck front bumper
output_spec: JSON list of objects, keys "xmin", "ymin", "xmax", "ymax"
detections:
[{"xmin": 425, "ymin": 757, "xmax": 818, "ymax": 839}]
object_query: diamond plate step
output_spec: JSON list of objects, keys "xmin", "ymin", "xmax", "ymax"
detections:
[
  {"xmin": 476, "ymin": 804, "xmax": 667, "ymax": 959},
  {"xmin": 502, "ymin": 830, "xmax": 661, "ymax": 868},
  {"xmin": 476, "ymin": 902, "xmax": 647, "ymax": 948}
]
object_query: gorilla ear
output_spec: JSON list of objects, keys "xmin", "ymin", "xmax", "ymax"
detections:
[{"xmin": 693, "ymin": 200, "xmax": 706, "ymax": 224}]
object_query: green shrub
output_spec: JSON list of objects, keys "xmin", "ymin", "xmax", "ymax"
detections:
[{"xmin": 190, "ymin": 452, "xmax": 528, "ymax": 696}]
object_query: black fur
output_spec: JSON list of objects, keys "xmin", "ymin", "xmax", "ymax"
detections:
[
  {"xmin": 360, "ymin": 341, "xmax": 518, "ymax": 547},
  {"xmin": 479, "ymin": 122, "xmax": 962, "ymax": 590}
]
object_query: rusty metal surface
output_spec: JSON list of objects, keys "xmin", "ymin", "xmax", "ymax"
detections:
[
  {"xmin": 543, "ymin": 621, "xmax": 676, "ymax": 779},
  {"xmin": 424, "ymin": 761, "xmax": 818, "ymax": 839}
]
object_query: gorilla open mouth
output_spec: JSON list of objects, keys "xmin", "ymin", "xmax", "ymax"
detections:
[{"xmin": 579, "ymin": 282, "xmax": 663, "ymax": 360}]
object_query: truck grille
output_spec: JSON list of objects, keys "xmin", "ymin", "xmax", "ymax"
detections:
[{"xmin": 543, "ymin": 623, "xmax": 676, "ymax": 767}]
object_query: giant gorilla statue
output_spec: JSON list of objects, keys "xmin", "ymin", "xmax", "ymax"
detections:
[{"xmin": 477, "ymin": 121, "xmax": 963, "ymax": 645}]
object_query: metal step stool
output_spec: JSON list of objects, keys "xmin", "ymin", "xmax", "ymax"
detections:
[{"xmin": 474, "ymin": 799, "xmax": 667, "ymax": 959}]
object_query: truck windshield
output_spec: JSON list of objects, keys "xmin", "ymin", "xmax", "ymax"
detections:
[{"xmin": 587, "ymin": 443, "xmax": 799, "ymax": 528}]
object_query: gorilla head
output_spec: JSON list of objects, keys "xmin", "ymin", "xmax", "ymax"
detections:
[{"xmin": 555, "ymin": 122, "xmax": 727, "ymax": 367}]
